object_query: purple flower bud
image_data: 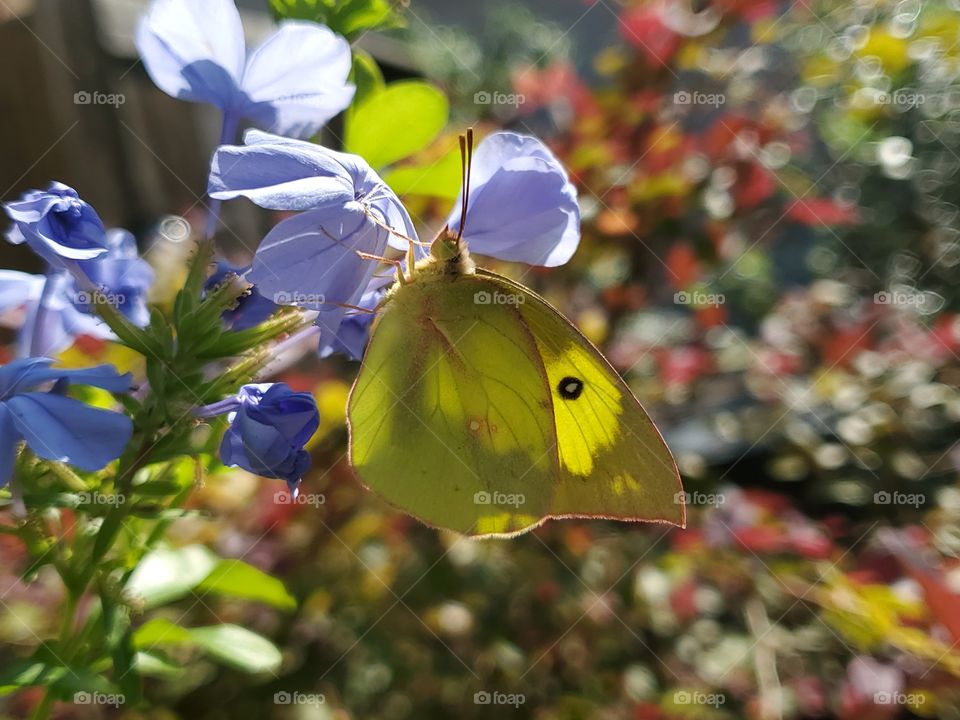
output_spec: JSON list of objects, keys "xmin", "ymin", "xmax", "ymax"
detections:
[
  {"xmin": 4, "ymin": 182, "xmax": 108, "ymax": 268},
  {"xmin": 198, "ymin": 383, "xmax": 319, "ymax": 489}
]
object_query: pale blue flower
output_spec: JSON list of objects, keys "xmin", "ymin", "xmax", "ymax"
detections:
[
  {"xmin": 209, "ymin": 130, "xmax": 417, "ymax": 351},
  {"xmin": 446, "ymin": 131, "xmax": 580, "ymax": 267},
  {"xmin": 136, "ymin": 0, "xmax": 354, "ymax": 139}
]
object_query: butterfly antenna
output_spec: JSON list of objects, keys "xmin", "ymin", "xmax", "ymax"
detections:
[{"xmin": 456, "ymin": 127, "xmax": 474, "ymax": 244}]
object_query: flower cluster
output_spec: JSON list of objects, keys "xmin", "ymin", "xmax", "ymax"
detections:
[
  {"xmin": 209, "ymin": 128, "xmax": 580, "ymax": 357},
  {"xmin": 0, "ymin": 0, "xmax": 581, "ymax": 501}
]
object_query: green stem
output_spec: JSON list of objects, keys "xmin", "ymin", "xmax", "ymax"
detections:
[
  {"xmin": 42, "ymin": 461, "xmax": 89, "ymax": 492},
  {"xmin": 30, "ymin": 591, "xmax": 79, "ymax": 720}
]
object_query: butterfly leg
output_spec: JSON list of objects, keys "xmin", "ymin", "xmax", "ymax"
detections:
[{"xmin": 355, "ymin": 252, "xmax": 408, "ymax": 285}]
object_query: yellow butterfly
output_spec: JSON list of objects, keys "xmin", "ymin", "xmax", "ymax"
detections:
[{"xmin": 347, "ymin": 133, "xmax": 685, "ymax": 537}]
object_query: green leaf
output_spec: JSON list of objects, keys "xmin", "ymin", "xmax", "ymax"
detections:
[
  {"xmin": 0, "ymin": 656, "xmax": 117, "ymax": 699},
  {"xmin": 197, "ymin": 560, "xmax": 297, "ymax": 611},
  {"xmin": 270, "ymin": 0, "xmax": 405, "ymax": 38},
  {"xmin": 48, "ymin": 669, "xmax": 119, "ymax": 701},
  {"xmin": 126, "ymin": 545, "xmax": 218, "ymax": 608},
  {"xmin": 102, "ymin": 591, "xmax": 141, "ymax": 704},
  {"xmin": 335, "ymin": 0, "xmax": 406, "ymax": 37},
  {"xmin": 133, "ymin": 618, "xmax": 192, "ymax": 648},
  {"xmin": 345, "ymin": 81, "xmax": 449, "ymax": 170},
  {"xmin": 134, "ymin": 651, "xmax": 186, "ymax": 679},
  {"xmin": 187, "ymin": 625, "xmax": 283, "ymax": 674},
  {"xmin": 350, "ymin": 49, "xmax": 385, "ymax": 109},
  {"xmin": 195, "ymin": 309, "xmax": 307, "ymax": 360},
  {"xmin": 385, "ymin": 146, "xmax": 463, "ymax": 200},
  {"xmin": 93, "ymin": 299, "xmax": 160, "ymax": 357},
  {"xmin": 0, "ymin": 660, "xmax": 63, "ymax": 694},
  {"xmin": 134, "ymin": 620, "xmax": 283, "ymax": 675}
]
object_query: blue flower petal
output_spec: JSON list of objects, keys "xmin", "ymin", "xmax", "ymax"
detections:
[
  {"xmin": 135, "ymin": 0, "xmax": 245, "ymax": 108},
  {"xmin": 0, "ymin": 405, "xmax": 19, "ymax": 487},
  {"xmin": 318, "ymin": 285, "xmax": 383, "ymax": 360},
  {"xmin": 209, "ymin": 132, "xmax": 355, "ymax": 211},
  {"xmin": 240, "ymin": 22, "xmax": 354, "ymax": 139},
  {"xmin": 4, "ymin": 183, "xmax": 109, "ymax": 266},
  {"xmin": 216, "ymin": 383, "xmax": 319, "ymax": 484},
  {"xmin": 210, "ymin": 131, "xmax": 417, "ymax": 253},
  {"xmin": 447, "ymin": 132, "xmax": 580, "ymax": 267},
  {"xmin": 5, "ymin": 392, "xmax": 132, "ymax": 471},
  {"xmin": 0, "ymin": 358, "xmax": 132, "ymax": 396},
  {"xmin": 0, "ymin": 270, "xmax": 43, "ymax": 310},
  {"xmin": 248, "ymin": 205, "xmax": 387, "ymax": 311}
]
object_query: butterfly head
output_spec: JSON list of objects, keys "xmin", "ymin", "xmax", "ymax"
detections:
[{"xmin": 425, "ymin": 225, "xmax": 474, "ymax": 276}]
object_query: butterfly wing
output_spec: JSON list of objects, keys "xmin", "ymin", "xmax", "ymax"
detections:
[
  {"xmin": 478, "ymin": 270, "xmax": 685, "ymax": 529},
  {"xmin": 348, "ymin": 276, "xmax": 559, "ymax": 536},
  {"xmin": 348, "ymin": 271, "xmax": 685, "ymax": 537}
]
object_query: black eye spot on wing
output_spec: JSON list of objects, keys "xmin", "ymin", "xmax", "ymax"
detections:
[{"xmin": 558, "ymin": 376, "xmax": 584, "ymax": 400}]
